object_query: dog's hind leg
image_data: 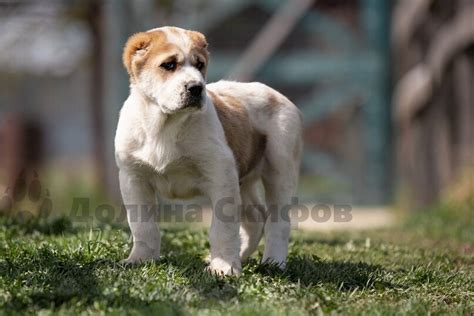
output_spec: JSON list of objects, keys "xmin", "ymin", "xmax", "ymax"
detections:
[
  {"xmin": 261, "ymin": 107, "xmax": 302, "ymax": 267},
  {"xmin": 239, "ymin": 177, "xmax": 266, "ymax": 262}
]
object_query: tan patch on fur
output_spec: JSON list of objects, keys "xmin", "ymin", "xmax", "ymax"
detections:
[
  {"xmin": 209, "ymin": 91, "xmax": 266, "ymax": 178},
  {"xmin": 187, "ymin": 30, "xmax": 210, "ymax": 72},
  {"xmin": 123, "ymin": 30, "xmax": 173, "ymax": 82},
  {"xmin": 263, "ymin": 93, "xmax": 284, "ymax": 116},
  {"xmin": 186, "ymin": 30, "xmax": 208, "ymax": 50},
  {"xmin": 167, "ymin": 26, "xmax": 183, "ymax": 37},
  {"xmin": 123, "ymin": 28, "xmax": 209, "ymax": 82}
]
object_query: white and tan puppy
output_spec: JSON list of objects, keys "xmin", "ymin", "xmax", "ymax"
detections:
[{"xmin": 115, "ymin": 26, "xmax": 302, "ymax": 275}]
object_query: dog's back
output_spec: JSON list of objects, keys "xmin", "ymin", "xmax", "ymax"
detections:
[{"xmin": 207, "ymin": 80, "xmax": 303, "ymax": 180}]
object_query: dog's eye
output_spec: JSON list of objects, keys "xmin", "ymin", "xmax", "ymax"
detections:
[
  {"xmin": 196, "ymin": 61, "xmax": 205, "ymax": 71},
  {"xmin": 160, "ymin": 61, "xmax": 177, "ymax": 71}
]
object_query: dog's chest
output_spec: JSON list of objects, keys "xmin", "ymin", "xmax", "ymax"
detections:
[
  {"xmin": 151, "ymin": 157, "xmax": 203, "ymax": 200},
  {"xmin": 129, "ymin": 126, "xmax": 205, "ymax": 200}
]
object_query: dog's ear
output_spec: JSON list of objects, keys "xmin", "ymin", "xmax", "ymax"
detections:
[
  {"xmin": 123, "ymin": 32, "xmax": 152, "ymax": 76},
  {"xmin": 187, "ymin": 30, "xmax": 209, "ymax": 52}
]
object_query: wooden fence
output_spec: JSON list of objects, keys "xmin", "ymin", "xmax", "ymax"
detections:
[{"xmin": 393, "ymin": 0, "xmax": 474, "ymax": 207}]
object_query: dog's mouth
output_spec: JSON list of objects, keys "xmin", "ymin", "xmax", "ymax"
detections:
[
  {"xmin": 182, "ymin": 95, "xmax": 204, "ymax": 110},
  {"xmin": 183, "ymin": 101, "xmax": 202, "ymax": 110},
  {"xmin": 160, "ymin": 102, "xmax": 202, "ymax": 115},
  {"xmin": 159, "ymin": 92, "xmax": 205, "ymax": 114}
]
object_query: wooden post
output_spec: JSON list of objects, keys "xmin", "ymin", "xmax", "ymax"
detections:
[
  {"xmin": 86, "ymin": 1, "xmax": 107, "ymax": 191},
  {"xmin": 393, "ymin": 0, "xmax": 474, "ymax": 207}
]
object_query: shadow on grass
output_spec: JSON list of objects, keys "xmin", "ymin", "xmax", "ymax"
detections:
[
  {"xmin": 159, "ymin": 231, "xmax": 241, "ymax": 302},
  {"xmin": 0, "ymin": 214, "xmax": 77, "ymax": 236},
  {"xmin": 0, "ymin": 247, "xmax": 183, "ymax": 314},
  {"xmin": 153, "ymin": 253, "xmax": 393, "ymax": 307},
  {"xmin": 257, "ymin": 255, "xmax": 391, "ymax": 290},
  {"xmin": 156, "ymin": 236, "xmax": 393, "ymax": 304},
  {"xmin": 1, "ymin": 247, "xmax": 99, "ymax": 310},
  {"xmin": 1, "ymin": 222, "xmax": 393, "ymax": 310},
  {"xmin": 0, "ymin": 213, "xmax": 129, "ymax": 237}
]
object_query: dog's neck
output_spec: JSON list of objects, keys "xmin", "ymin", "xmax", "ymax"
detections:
[{"xmin": 130, "ymin": 85, "xmax": 191, "ymax": 138}]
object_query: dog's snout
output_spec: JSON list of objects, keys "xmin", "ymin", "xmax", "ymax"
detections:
[
  {"xmin": 183, "ymin": 82, "xmax": 204, "ymax": 109},
  {"xmin": 187, "ymin": 83, "xmax": 203, "ymax": 97}
]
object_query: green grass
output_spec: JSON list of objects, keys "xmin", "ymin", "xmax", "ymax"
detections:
[{"xmin": 0, "ymin": 201, "xmax": 473, "ymax": 315}]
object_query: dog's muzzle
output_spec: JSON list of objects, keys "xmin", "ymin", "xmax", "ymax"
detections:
[{"xmin": 183, "ymin": 83, "xmax": 204, "ymax": 108}]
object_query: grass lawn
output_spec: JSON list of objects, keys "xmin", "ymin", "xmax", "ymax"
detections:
[{"xmin": 0, "ymin": 201, "xmax": 473, "ymax": 315}]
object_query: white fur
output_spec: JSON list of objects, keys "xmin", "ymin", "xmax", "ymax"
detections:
[{"xmin": 115, "ymin": 27, "xmax": 302, "ymax": 275}]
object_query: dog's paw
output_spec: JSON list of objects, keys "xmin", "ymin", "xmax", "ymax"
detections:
[
  {"xmin": 121, "ymin": 256, "xmax": 141, "ymax": 265},
  {"xmin": 207, "ymin": 257, "xmax": 242, "ymax": 276},
  {"xmin": 261, "ymin": 257, "xmax": 286, "ymax": 270},
  {"xmin": 122, "ymin": 242, "xmax": 160, "ymax": 265},
  {"xmin": 120, "ymin": 258, "xmax": 142, "ymax": 265},
  {"xmin": 120, "ymin": 254, "xmax": 159, "ymax": 265}
]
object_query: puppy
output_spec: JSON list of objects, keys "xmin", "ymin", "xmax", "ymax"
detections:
[{"xmin": 115, "ymin": 26, "xmax": 302, "ymax": 275}]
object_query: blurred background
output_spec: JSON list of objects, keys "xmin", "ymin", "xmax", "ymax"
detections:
[{"xmin": 0, "ymin": 0, "xmax": 472, "ymax": 222}]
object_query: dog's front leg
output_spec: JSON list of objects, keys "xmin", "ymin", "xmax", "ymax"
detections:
[
  {"xmin": 119, "ymin": 170, "xmax": 161, "ymax": 263},
  {"xmin": 205, "ymin": 169, "xmax": 242, "ymax": 275}
]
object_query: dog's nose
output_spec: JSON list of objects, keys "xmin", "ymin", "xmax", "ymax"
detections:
[{"xmin": 187, "ymin": 83, "xmax": 203, "ymax": 97}]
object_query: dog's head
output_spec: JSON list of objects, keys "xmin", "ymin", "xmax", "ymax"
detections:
[{"xmin": 123, "ymin": 26, "xmax": 209, "ymax": 113}]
